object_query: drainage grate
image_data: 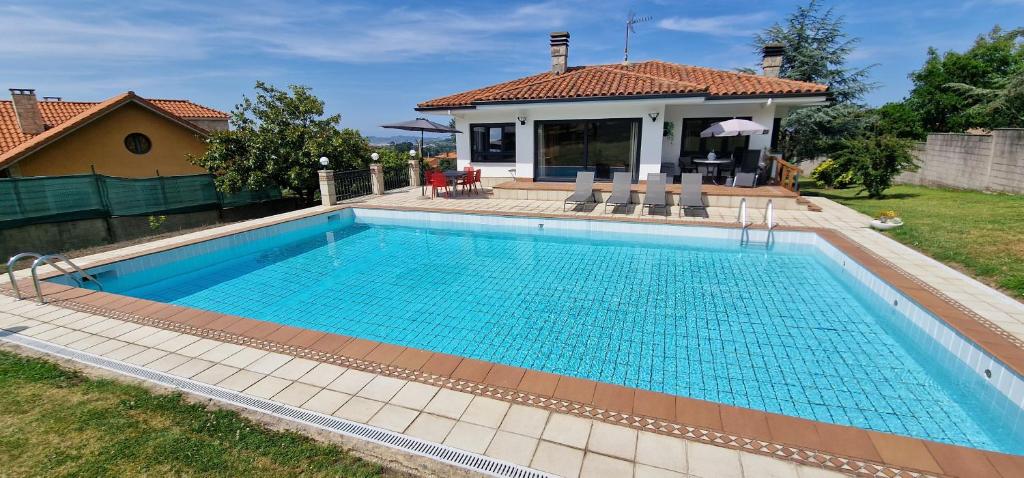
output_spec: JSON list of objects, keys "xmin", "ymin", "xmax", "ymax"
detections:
[{"xmin": 1, "ymin": 332, "xmax": 553, "ymax": 478}]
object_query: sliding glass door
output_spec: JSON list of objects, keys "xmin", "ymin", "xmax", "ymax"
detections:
[{"xmin": 535, "ymin": 118, "xmax": 641, "ymax": 182}]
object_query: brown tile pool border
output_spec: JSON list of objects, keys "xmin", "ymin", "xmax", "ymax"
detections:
[{"xmin": 4, "ymin": 204, "xmax": 1024, "ymax": 478}]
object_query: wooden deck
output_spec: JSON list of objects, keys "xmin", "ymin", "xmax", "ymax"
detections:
[{"xmin": 492, "ymin": 180, "xmax": 799, "ymax": 198}]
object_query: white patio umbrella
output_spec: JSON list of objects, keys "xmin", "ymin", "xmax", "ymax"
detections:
[{"xmin": 700, "ymin": 119, "xmax": 769, "ymax": 138}]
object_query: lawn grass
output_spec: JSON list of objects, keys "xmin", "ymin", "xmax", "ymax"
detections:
[
  {"xmin": 800, "ymin": 180, "xmax": 1024, "ymax": 299},
  {"xmin": 0, "ymin": 349, "xmax": 387, "ymax": 477}
]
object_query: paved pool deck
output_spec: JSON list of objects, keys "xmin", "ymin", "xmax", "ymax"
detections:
[{"xmin": 1, "ymin": 188, "xmax": 1023, "ymax": 478}]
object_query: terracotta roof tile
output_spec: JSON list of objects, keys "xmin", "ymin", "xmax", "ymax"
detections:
[
  {"xmin": 0, "ymin": 95, "xmax": 226, "ymax": 156},
  {"xmin": 0, "ymin": 92, "xmax": 219, "ymax": 170},
  {"xmin": 417, "ymin": 60, "xmax": 828, "ymax": 109}
]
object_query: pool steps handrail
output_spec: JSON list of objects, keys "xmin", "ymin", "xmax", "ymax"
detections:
[
  {"xmin": 739, "ymin": 199, "xmax": 775, "ymax": 247},
  {"xmin": 6, "ymin": 252, "xmax": 42, "ymax": 300},
  {"xmin": 28, "ymin": 254, "xmax": 103, "ymax": 304}
]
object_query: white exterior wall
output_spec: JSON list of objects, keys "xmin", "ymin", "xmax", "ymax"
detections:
[
  {"xmin": 662, "ymin": 101, "xmax": 778, "ymax": 163},
  {"xmin": 428, "ymin": 97, "xmax": 821, "ymax": 181}
]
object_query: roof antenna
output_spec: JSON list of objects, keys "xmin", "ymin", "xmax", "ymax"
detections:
[{"xmin": 623, "ymin": 11, "xmax": 652, "ymax": 65}]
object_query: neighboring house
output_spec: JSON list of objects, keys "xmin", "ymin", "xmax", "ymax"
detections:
[
  {"xmin": 0, "ymin": 89, "xmax": 228, "ymax": 178},
  {"xmin": 416, "ymin": 32, "xmax": 829, "ymax": 182}
]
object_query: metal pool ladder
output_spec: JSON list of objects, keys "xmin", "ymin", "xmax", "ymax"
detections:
[
  {"xmin": 6, "ymin": 253, "xmax": 103, "ymax": 303},
  {"xmin": 738, "ymin": 198, "xmax": 776, "ymax": 247}
]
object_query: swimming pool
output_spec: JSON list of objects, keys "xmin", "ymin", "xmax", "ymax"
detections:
[{"xmin": 60, "ymin": 208, "xmax": 1024, "ymax": 454}]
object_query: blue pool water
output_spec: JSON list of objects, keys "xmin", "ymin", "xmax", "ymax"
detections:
[{"xmin": 86, "ymin": 210, "xmax": 1023, "ymax": 453}]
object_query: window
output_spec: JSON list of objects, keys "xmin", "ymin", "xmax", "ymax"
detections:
[
  {"xmin": 535, "ymin": 118, "xmax": 641, "ymax": 182},
  {"xmin": 124, "ymin": 133, "xmax": 152, "ymax": 155},
  {"xmin": 679, "ymin": 117, "xmax": 751, "ymax": 159},
  {"xmin": 470, "ymin": 123, "xmax": 515, "ymax": 162}
]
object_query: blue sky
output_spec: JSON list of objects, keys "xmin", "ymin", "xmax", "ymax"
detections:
[{"xmin": 3, "ymin": 0, "xmax": 1021, "ymax": 137}]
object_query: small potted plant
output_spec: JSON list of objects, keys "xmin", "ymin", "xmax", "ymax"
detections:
[{"xmin": 870, "ymin": 210, "xmax": 903, "ymax": 230}]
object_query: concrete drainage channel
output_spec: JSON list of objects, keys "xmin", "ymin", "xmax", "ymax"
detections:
[{"xmin": 0, "ymin": 332, "xmax": 554, "ymax": 478}]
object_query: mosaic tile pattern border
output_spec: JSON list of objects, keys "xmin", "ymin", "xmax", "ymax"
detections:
[
  {"xmin": 834, "ymin": 230, "xmax": 1024, "ymax": 351},
  {"xmin": 17, "ymin": 291, "xmax": 943, "ymax": 478}
]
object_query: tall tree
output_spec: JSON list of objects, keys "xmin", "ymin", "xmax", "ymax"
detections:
[
  {"xmin": 192, "ymin": 82, "xmax": 371, "ymax": 203},
  {"xmin": 754, "ymin": 0, "xmax": 876, "ymax": 104},
  {"xmin": 906, "ymin": 27, "xmax": 1024, "ymax": 132}
]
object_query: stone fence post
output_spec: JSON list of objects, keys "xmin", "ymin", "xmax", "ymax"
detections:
[
  {"xmin": 318, "ymin": 170, "xmax": 337, "ymax": 206},
  {"xmin": 408, "ymin": 160, "xmax": 421, "ymax": 187},
  {"xmin": 369, "ymin": 162, "xmax": 384, "ymax": 195}
]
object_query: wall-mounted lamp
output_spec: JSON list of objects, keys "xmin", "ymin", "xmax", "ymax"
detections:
[
  {"xmin": 648, "ymin": 112, "xmax": 660, "ymax": 122},
  {"xmin": 516, "ymin": 115, "xmax": 527, "ymax": 125}
]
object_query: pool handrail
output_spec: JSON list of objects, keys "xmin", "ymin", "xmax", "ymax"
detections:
[
  {"xmin": 6, "ymin": 252, "xmax": 42, "ymax": 300},
  {"xmin": 29, "ymin": 254, "xmax": 103, "ymax": 304}
]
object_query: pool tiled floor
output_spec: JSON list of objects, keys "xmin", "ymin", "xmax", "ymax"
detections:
[{"xmin": 3, "ymin": 188, "xmax": 1024, "ymax": 477}]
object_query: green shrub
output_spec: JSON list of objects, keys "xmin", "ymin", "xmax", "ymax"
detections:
[
  {"xmin": 811, "ymin": 159, "xmax": 857, "ymax": 189},
  {"xmin": 831, "ymin": 135, "xmax": 918, "ymax": 198}
]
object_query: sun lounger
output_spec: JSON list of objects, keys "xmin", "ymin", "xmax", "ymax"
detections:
[
  {"xmin": 642, "ymin": 173, "xmax": 667, "ymax": 215},
  {"xmin": 679, "ymin": 173, "xmax": 707, "ymax": 217},
  {"xmin": 604, "ymin": 172, "xmax": 633, "ymax": 213},
  {"xmin": 563, "ymin": 171, "xmax": 597, "ymax": 211}
]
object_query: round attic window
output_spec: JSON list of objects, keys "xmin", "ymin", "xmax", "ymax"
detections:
[{"xmin": 124, "ymin": 133, "xmax": 152, "ymax": 155}]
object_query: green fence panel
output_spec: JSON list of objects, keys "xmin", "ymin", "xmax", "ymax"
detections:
[
  {"xmin": 1, "ymin": 173, "xmax": 284, "ymax": 229},
  {"xmin": 103, "ymin": 175, "xmax": 219, "ymax": 216},
  {"xmin": 0, "ymin": 175, "xmax": 105, "ymax": 223},
  {"xmin": 221, "ymin": 187, "xmax": 283, "ymax": 207}
]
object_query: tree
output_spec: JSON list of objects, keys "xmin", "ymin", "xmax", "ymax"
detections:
[
  {"xmin": 829, "ymin": 135, "xmax": 918, "ymax": 198},
  {"xmin": 192, "ymin": 82, "xmax": 371, "ymax": 203},
  {"xmin": 906, "ymin": 27, "xmax": 1024, "ymax": 131},
  {"xmin": 780, "ymin": 104, "xmax": 874, "ymax": 162},
  {"xmin": 946, "ymin": 62, "xmax": 1024, "ymax": 128},
  {"xmin": 873, "ymin": 102, "xmax": 927, "ymax": 141},
  {"xmin": 753, "ymin": 0, "xmax": 876, "ymax": 104}
]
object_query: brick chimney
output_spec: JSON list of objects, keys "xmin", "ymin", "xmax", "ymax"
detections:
[
  {"xmin": 550, "ymin": 32, "xmax": 569, "ymax": 75},
  {"xmin": 9, "ymin": 89, "xmax": 45, "ymax": 134},
  {"xmin": 761, "ymin": 44, "xmax": 784, "ymax": 78}
]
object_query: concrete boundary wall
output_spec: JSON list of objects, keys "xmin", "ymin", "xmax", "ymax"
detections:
[{"xmin": 898, "ymin": 129, "xmax": 1024, "ymax": 194}]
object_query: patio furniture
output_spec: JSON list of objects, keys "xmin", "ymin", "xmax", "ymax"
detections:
[
  {"xmin": 421, "ymin": 169, "xmax": 435, "ymax": 196},
  {"xmin": 692, "ymin": 157, "xmax": 732, "ymax": 184},
  {"xmin": 604, "ymin": 172, "xmax": 633, "ymax": 213},
  {"xmin": 563, "ymin": 171, "xmax": 597, "ymax": 211},
  {"xmin": 430, "ymin": 171, "xmax": 452, "ymax": 198},
  {"xmin": 443, "ymin": 170, "xmax": 466, "ymax": 195},
  {"xmin": 732, "ymin": 172, "xmax": 757, "ymax": 188},
  {"xmin": 679, "ymin": 156, "xmax": 697, "ymax": 173},
  {"xmin": 471, "ymin": 169, "xmax": 482, "ymax": 193},
  {"xmin": 678, "ymin": 173, "xmax": 708, "ymax": 218},
  {"xmin": 738, "ymin": 150, "xmax": 761, "ymax": 173},
  {"xmin": 660, "ymin": 161, "xmax": 680, "ymax": 183},
  {"xmin": 642, "ymin": 173, "xmax": 667, "ymax": 216},
  {"xmin": 457, "ymin": 167, "xmax": 475, "ymax": 193}
]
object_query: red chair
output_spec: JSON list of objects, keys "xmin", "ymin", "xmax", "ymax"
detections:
[
  {"xmin": 472, "ymin": 169, "xmax": 482, "ymax": 193},
  {"xmin": 429, "ymin": 171, "xmax": 451, "ymax": 198},
  {"xmin": 464, "ymin": 168, "xmax": 479, "ymax": 193},
  {"xmin": 421, "ymin": 169, "xmax": 434, "ymax": 195},
  {"xmin": 458, "ymin": 167, "xmax": 475, "ymax": 193}
]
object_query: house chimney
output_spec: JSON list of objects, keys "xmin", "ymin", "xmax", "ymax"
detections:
[
  {"xmin": 9, "ymin": 89, "xmax": 45, "ymax": 134},
  {"xmin": 761, "ymin": 44, "xmax": 784, "ymax": 78},
  {"xmin": 550, "ymin": 32, "xmax": 569, "ymax": 75}
]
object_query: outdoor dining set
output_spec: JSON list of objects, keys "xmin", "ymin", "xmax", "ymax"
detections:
[{"xmin": 423, "ymin": 167, "xmax": 483, "ymax": 198}]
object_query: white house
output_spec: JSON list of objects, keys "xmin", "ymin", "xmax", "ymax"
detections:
[{"xmin": 416, "ymin": 33, "xmax": 829, "ymax": 184}]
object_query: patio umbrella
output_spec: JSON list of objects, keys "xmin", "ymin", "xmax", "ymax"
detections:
[
  {"xmin": 380, "ymin": 117, "xmax": 461, "ymax": 161},
  {"xmin": 699, "ymin": 118, "xmax": 769, "ymax": 138}
]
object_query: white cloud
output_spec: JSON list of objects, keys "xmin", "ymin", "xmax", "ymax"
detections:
[
  {"xmin": 0, "ymin": 5, "xmax": 205, "ymax": 62},
  {"xmin": 657, "ymin": 13, "xmax": 773, "ymax": 36},
  {"xmin": 0, "ymin": 1, "xmax": 574, "ymax": 65}
]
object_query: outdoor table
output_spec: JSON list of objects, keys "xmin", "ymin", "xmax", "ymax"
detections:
[
  {"xmin": 692, "ymin": 158, "xmax": 733, "ymax": 184},
  {"xmin": 443, "ymin": 170, "xmax": 466, "ymax": 195}
]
